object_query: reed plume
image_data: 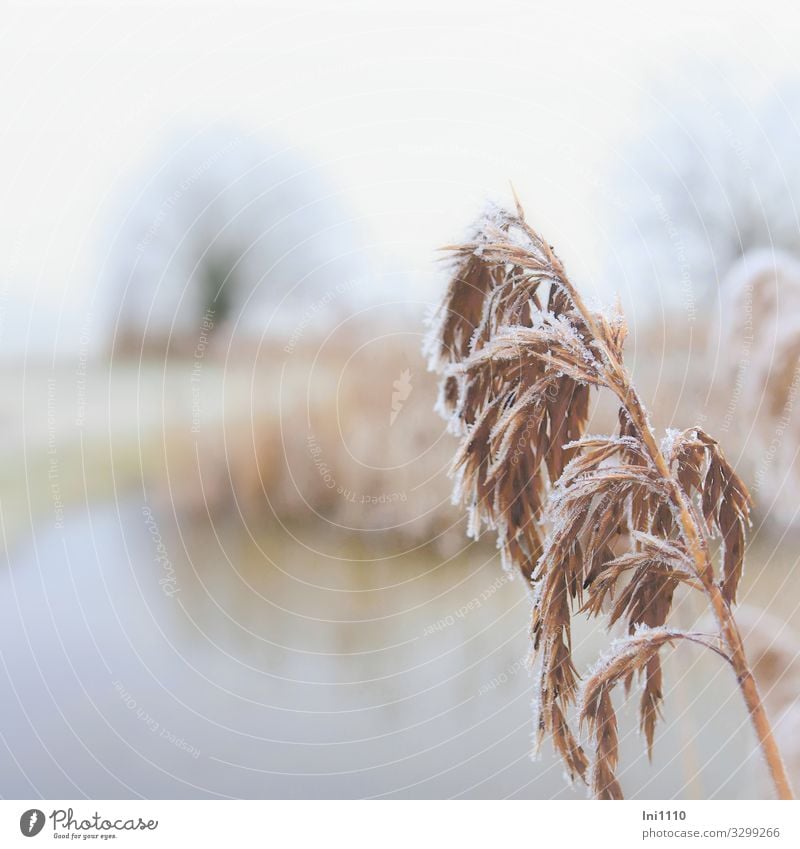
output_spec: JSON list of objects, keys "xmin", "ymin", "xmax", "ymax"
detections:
[
  {"xmin": 425, "ymin": 195, "xmax": 794, "ymax": 799},
  {"xmin": 715, "ymin": 249, "xmax": 800, "ymax": 527}
]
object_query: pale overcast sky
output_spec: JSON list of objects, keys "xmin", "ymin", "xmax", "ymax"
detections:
[{"xmin": 1, "ymin": 0, "xmax": 798, "ymax": 354}]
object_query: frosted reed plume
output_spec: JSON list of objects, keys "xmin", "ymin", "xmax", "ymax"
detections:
[
  {"xmin": 425, "ymin": 195, "xmax": 794, "ymax": 799},
  {"xmin": 715, "ymin": 251, "xmax": 800, "ymax": 525}
]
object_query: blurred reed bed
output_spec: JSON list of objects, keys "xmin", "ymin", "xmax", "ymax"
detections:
[
  {"xmin": 159, "ymin": 327, "xmax": 474, "ymax": 556},
  {"xmin": 154, "ymin": 248, "xmax": 800, "ymax": 554}
]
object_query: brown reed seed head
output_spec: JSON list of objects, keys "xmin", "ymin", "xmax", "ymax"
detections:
[{"xmin": 425, "ymin": 198, "xmax": 754, "ymax": 798}]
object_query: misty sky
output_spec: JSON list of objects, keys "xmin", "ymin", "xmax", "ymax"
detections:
[{"xmin": 1, "ymin": 0, "xmax": 797, "ymax": 355}]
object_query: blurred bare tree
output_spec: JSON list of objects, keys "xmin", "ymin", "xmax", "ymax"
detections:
[
  {"xmin": 101, "ymin": 125, "xmax": 367, "ymax": 357},
  {"xmin": 608, "ymin": 73, "xmax": 800, "ymax": 306}
]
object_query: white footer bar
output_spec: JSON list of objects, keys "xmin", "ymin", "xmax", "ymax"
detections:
[{"xmin": 1, "ymin": 800, "xmax": 797, "ymax": 847}]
